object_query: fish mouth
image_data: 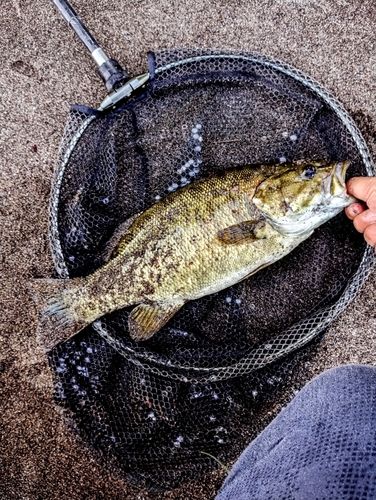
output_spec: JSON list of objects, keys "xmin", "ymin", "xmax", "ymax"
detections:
[
  {"xmin": 322, "ymin": 161, "xmax": 356, "ymax": 205},
  {"xmin": 336, "ymin": 161, "xmax": 348, "ymax": 188}
]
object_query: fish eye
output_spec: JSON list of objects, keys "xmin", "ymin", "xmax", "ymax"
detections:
[{"xmin": 304, "ymin": 166, "xmax": 316, "ymax": 179}]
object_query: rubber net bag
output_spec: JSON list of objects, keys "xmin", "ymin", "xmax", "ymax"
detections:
[{"xmin": 47, "ymin": 49, "xmax": 375, "ymax": 491}]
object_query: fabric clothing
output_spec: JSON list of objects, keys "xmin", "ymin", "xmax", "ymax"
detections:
[{"xmin": 216, "ymin": 365, "xmax": 376, "ymax": 500}]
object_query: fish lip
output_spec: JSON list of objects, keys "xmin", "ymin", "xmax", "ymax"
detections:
[
  {"xmin": 337, "ymin": 160, "xmax": 350, "ymax": 188},
  {"xmin": 322, "ymin": 161, "xmax": 355, "ymax": 203}
]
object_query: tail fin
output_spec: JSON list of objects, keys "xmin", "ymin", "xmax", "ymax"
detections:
[{"xmin": 29, "ymin": 277, "xmax": 88, "ymax": 351}]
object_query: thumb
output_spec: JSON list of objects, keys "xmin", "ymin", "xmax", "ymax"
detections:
[{"xmin": 346, "ymin": 177, "xmax": 376, "ymax": 212}]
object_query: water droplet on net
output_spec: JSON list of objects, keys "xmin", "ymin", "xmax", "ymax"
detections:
[
  {"xmin": 79, "ymin": 366, "xmax": 90, "ymax": 377},
  {"xmin": 279, "ymin": 156, "xmax": 287, "ymax": 163},
  {"xmin": 178, "ymin": 328, "xmax": 188, "ymax": 336},
  {"xmin": 290, "ymin": 134, "xmax": 297, "ymax": 141},
  {"xmin": 57, "ymin": 389, "xmax": 66, "ymax": 399},
  {"xmin": 173, "ymin": 437, "xmax": 183, "ymax": 447},
  {"xmin": 191, "ymin": 391, "xmax": 202, "ymax": 399}
]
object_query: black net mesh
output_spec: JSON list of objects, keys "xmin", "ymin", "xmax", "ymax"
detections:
[{"xmin": 47, "ymin": 50, "xmax": 375, "ymax": 491}]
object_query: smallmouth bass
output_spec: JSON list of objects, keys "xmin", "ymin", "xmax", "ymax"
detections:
[{"xmin": 32, "ymin": 161, "xmax": 354, "ymax": 350}]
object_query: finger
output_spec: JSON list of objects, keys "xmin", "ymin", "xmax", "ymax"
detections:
[
  {"xmin": 345, "ymin": 202, "xmax": 366, "ymax": 220},
  {"xmin": 352, "ymin": 209, "xmax": 376, "ymax": 234},
  {"xmin": 346, "ymin": 177, "xmax": 376, "ymax": 211},
  {"xmin": 364, "ymin": 223, "xmax": 376, "ymax": 248}
]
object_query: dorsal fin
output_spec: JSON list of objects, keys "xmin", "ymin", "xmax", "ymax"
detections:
[{"xmin": 101, "ymin": 212, "xmax": 141, "ymax": 262}]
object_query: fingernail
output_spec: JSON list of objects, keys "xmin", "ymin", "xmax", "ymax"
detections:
[{"xmin": 350, "ymin": 206, "xmax": 359, "ymax": 216}]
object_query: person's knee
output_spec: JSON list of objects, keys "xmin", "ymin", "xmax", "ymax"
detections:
[{"xmin": 303, "ymin": 364, "xmax": 376, "ymax": 400}]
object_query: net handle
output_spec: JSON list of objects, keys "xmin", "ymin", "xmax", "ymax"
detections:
[{"xmin": 52, "ymin": 0, "xmax": 129, "ymax": 92}]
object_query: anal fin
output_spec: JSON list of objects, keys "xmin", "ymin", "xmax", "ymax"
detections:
[{"xmin": 128, "ymin": 301, "xmax": 185, "ymax": 341}]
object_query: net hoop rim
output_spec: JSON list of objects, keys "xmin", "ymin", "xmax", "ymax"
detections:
[{"xmin": 49, "ymin": 51, "xmax": 376, "ymax": 378}]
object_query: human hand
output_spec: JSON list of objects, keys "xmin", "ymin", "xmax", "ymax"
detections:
[{"xmin": 345, "ymin": 176, "xmax": 376, "ymax": 248}]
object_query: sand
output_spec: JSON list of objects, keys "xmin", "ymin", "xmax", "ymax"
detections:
[{"xmin": 1, "ymin": 0, "xmax": 375, "ymax": 498}]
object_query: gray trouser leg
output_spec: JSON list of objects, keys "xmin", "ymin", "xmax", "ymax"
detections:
[{"xmin": 216, "ymin": 365, "xmax": 376, "ymax": 500}]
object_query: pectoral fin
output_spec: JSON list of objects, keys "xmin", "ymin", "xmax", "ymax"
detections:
[
  {"xmin": 217, "ymin": 220, "xmax": 267, "ymax": 245},
  {"xmin": 128, "ymin": 301, "xmax": 185, "ymax": 341}
]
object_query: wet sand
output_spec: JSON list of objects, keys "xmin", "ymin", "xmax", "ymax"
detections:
[{"xmin": 1, "ymin": 1, "xmax": 375, "ymax": 498}]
